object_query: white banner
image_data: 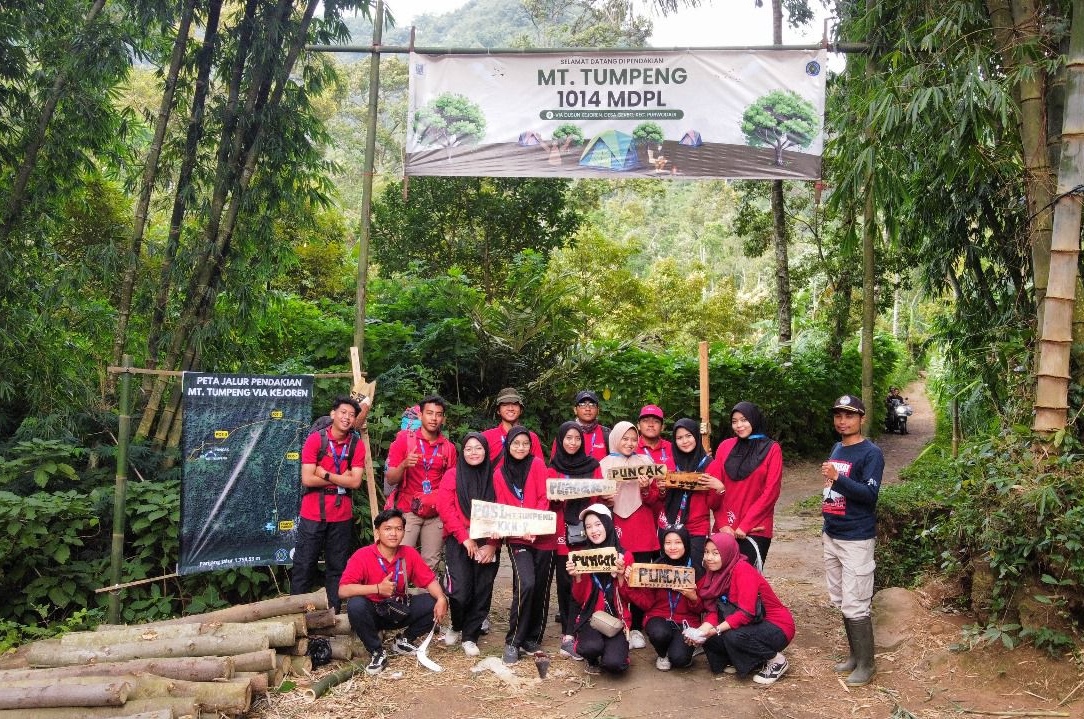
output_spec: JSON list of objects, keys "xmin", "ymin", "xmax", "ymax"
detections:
[{"xmin": 406, "ymin": 49, "xmax": 827, "ymax": 180}]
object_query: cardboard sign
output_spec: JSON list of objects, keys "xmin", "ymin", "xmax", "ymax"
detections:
[
  {"xmin": 546, "ymin": 477, "xmax": 617, "ymax": 500},
  {"xmin": 659, "ymin": 471, "xmax": 709, "ymax": 491},
  {"xmin": 627, "ymin": 563, "xmax": 696, "ymax": 589},
  {"xmin": 469, "ymin": 500, "xmax": 557, "ymax": 539},
  {"xmin": 568, "ymin": 547, "xmax": 619, "ymax": 574},
  {"xmin": 604, "ymin": 463, "xmax": 667, "ymax": 482}
]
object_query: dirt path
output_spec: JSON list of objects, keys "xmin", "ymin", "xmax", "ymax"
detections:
[{"xmin": 260, "ymin": 381, "xmax": 1083, "ymax": 719}]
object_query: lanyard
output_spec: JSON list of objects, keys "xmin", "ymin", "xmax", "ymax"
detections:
[
  {"xmin": 375, "ymin": 553, "xmax": 402, "ymax": 594},
  {"xmin": 328, "ymin": 433, "xmax": 349, "ymax": 474},
  {"xmin": 667, "ymin": 589, "xmax": 680, "ymax": 618},
  {"xmin": 416, "ymin": 438, "xmax": 442, "ymax": 476},
  {"xmin": 592, "ymin": 575, "xmax": 615, "ymax": 614},
  {"xmin": 643, "ymin": 444, "xmax": 668, "ymax": 463}
]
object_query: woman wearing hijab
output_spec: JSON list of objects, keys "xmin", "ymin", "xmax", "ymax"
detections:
[
  {"xmin": 658, "ymin": 418, "xmax": 724, "ymax": 571},
  {"xmin": 599, "ymin": 421, "xmax": 660, "ymax": 650},
  {"xmin": 623, "ymin": 526, "xmax": 700, "ymax": 671},
  {"xmin": 493, "ymin": 425, "xmax": 556, "ymax": 664},
  {"xmin": 437, "ymin": 432, "xmax": 500, "ymax": 657},
  {"xmin": 567, "ymin": 503, "xmax": 631, "ymax": 675},
  {"xmin": 706, "ymin": 402, "xmax": 783, "ymax": 569},
  {"xmin": 548, "ymin": 422, "xmax": 603, "ymax": 660},
  {"xmin": 690, "ymin": 532, "xmax": 795, "ymax": 684}
]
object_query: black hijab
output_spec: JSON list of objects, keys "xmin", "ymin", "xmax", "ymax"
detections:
[
  {"xmin": 664, "ymin": 418, "xmax": 709, "ymax": 528},
  {"xmin": 655, "ymin": 526, "xmax": 692, "ymax": 567},
  {"xmin": 550, "ymin": 422, "xmax": 601, "ymax": 524},
  {"xmin": 582, "ymin": 507, "xmax": 623, "ymax": 554},
  {"xmin": 456, "ymin": 431, "xmax": 494, "ymax": 516},
  {"xmin": 723, "ymin": 401, "xmax": 776, "ymax": 482},
  {"xmin": 500, "ymin": 425, "xmax": 533, "ymax": 496}
]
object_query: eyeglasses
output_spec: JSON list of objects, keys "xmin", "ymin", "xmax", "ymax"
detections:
[{"xmin": 576, "ymin": 401, "xmax": 598, "ymax": 407}]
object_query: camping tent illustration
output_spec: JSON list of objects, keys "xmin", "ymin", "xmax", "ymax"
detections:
[
  {"xmin": 679, "ymin": 129, "xmax": 703, "ymax": 147},
  {"xmin": 579, "ymin": 130, "xmax": 641, "ymax": 171},
  {"xmin": 518, "ymin": 131, "xmax": 543, "ymax": 146}
]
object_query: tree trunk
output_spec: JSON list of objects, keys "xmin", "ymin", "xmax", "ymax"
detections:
[
  {"xmin": 1033, "ymin": 0, "xmax": 1084, "ymax": 432},
  {"xmin": 302, "ymin": 609, "xmax": 336, "ymax": 631},
  {"xmin": 25, "ymin": 634, "xmax": 269, "ymax": 667},
  {"xmin": 770, "ymin": 0, "xmax": 792, "ymax": 348},
  {"xmin": 0, "ymin": 0, "xmax": 108, "ymax": 243},
  {"xmin": 61, "ymin": 621, "xmax": 296, "ymax": 649},
  {"xmin": 229, "ymin": 649, "xmax": 277, "ymax": 673},
  {"xmin": 0, "ymin": 681, "xmax": 130, "ymax": 709},
  {"xmin": 0, "ymin": 698, "xmax": 196, "ymax": 719},
  {"xmin": 140, "ymin": 589, "xmax": 328, "ymax": 626},
  {"xmin": 111, "ymin": 0, "xmax": 197, "ymax": 374},
  {"xmin": 861, "ymin": 0, "xmax": 878, "ymax": 427},
  {"xmin": 0, "ymin": 656, "xmax": 231, "ymax": 683}
]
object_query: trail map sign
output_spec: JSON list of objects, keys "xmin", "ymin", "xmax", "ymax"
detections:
[
  {"xmin": 628, "ymin": 563, "xmax": 696, "ymax": 589},
  {"xmin": 469, "ymin": 500, "xmax": 557, "ymax": 539},
  {"xmin": 569, "ymin": 547, "xmax": 619, "ymax": 573},
  {"xmin": 604, "ymin": 463, "xmax": 667, "ymax": 482},
  {"xmin": 179, "ymin": 373, "xmax": 313, "ymax": 575},
  {"xmin": 546, "ymin": 477, "xmax": 616, "ymax": 500},
  {"xmin": 407, "ymin": 49, "xmax": 827, "ymax": 180}
]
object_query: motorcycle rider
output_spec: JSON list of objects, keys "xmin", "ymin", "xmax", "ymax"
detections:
[{"xmin": 884, "ymin": 387, "xmax": 904, "ymax": 432}]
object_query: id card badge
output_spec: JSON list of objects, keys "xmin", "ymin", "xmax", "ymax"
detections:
[{"xmin": 422, "ymin": 479, "xmax": 432, "ymax": 494}]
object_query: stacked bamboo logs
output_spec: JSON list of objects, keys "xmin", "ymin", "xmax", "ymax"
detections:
[{"xmin": 1, "ymin": 588, "xmax": 367, "ymax": 718}]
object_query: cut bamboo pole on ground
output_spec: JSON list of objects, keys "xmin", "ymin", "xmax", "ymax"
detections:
[
  {"xmin": 139, "ymin": 590, "xmax": 328, "ymax": 627},
  {"xmin": 0, "ymin": 680, "xmax": 131, "ymax": 709},
  {"xmin": 302, "ymin": 659, "xmax": 366, "ymax": 702},
  {"xmin": 0, "ymin": 655, "xmax": 233, "ymax": 682},
  {"xmin": 26, "ymin": 634, "xmax": 269, "ymax": 667}
]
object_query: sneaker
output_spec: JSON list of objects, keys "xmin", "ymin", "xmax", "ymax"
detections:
[
  {"xmin": 584, "ymin": 662, "xmax": 601, "ymax": 675},
  {"xmin": 724, "ymin": 665, "xmax": 737, "ymax": 675},
  {"xmin": 442, "ymin": 628, "xmax": 462, "ymax": 647},
  {"xmin": 655, "ymin": 656, "xmax": 671, "ymax": 671},
  {"xmin": 391, "ymin": 635, "xmax": 419, "ymax": 656},
  {"xmin": 628, "ymin": 630, "xmax": 646, "ymax": 649},
  {"xmin": 692, "ymin": 646, "xmax": 705, "ymax": 658},
  {"xmin": 559, "ymin": 636, "xmax": 583, "ymax": 661},
  {"xmin": 462, "ymin": 640, "xmax": 480, "ymax": 657},
  {"xmin": 502, "ymin": 644, "xmax": 520, "ymax": 665},
  {"xmin": 753, "ymin": 654, "xmax": 789, "ymax": 685},
  {"xmin": 521, "ymin": 640, "xmax": 542, "ymax": 654},
  {"xmin": 481, "ymin": 617, "xmax": 491, "ymax": 634},
  {"xmin": 365, "ymin": 649, "xmax": 388, "ymax": 676}
]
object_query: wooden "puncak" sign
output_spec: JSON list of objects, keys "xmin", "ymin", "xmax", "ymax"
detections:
[
  {"xmin": 568, "ymin": 547, "xmax": 619, "ymax": 573},
  {"xmin": 604, "ymin": 463, "xmax": 667, "ymax": 481},
  {"xmin": 468, "ymin": 500, "xmax": 556, "ymax": 539},
  {"xmin": 627, "ymin": 563, "xmax": 695, "ymax": 589},
  {"xmin": 658, "ymin": 471, "xmax": 709, "ymax": 491},
  {"xmin": 546, "ymin": 477, "xmax": 617, "ymax": 500}
]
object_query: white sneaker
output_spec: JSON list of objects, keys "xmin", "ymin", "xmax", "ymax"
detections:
[
  {"xmin": 655, "ymin": 656, "xmax": 671, "ymax": 671},
  {"xmin": 628, "ymin": 630, "xmax": 646, "ymax": 649},
  {"xmin": 442, "ymin": 628, "xmax": 461, "ymax": 646},
  {"xmin": 462, "ymin": 640, "xmax": 480, "ymax": 657}
]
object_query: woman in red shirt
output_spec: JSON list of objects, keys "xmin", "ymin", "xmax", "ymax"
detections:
[
  {"xmin": 623, "ymin": 526, "xmax": 699, "ymax": 671},
  {"xmin": 493, "ymin": 426, "xmax": 555, "ymax": 664},
  {"xmin": 658, "ymin": 418, "xmax": 723, "ymax": 570},
  {"xmin": 691, "ymin": 532, "xmax": 795, "ymax": 683},
  {"xmin": 706, "ymin": 402, "xmax": 783, "ymax": 570},
  {"xmin": 567, "ymin": 504, "xmax": 631, "ymax": 675},
  {"xmin": 436, "ymin": 432, "xmax": 500, "ymax": 657}
]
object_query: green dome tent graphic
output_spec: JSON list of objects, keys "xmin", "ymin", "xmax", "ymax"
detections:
[{"xmin": 578, "ymin": 130, "xmax": 641, "ymax": 171}]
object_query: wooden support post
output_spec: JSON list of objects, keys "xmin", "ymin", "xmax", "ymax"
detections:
[{"xmin": 698, "ymin": 341, "xmax": 711, "ymax": 454}]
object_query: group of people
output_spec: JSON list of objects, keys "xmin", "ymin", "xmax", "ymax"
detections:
[{"xmin": 293, "ymin": 387, "xmax": 884, "ymax": 688}]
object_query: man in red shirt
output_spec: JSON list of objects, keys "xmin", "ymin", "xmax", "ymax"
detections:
[
  {"xmin": 549, "ymin": 390, "xmax": 610, "ymax": 461},
  {"xmin": 293, "ymin": 396, "xmax": 366, "ymax": 612},
  {"xmin": 340, "ymin": 508, "xmax": 449, "ymax": 675},
  {"xmin": 385, "ymin": 395, "xmax": 457, "ymax": 572},
  {"xmin": 482, "ymin": 387, "xmax": 544, "ymax": 462},
  {"xmin": 636, "ymin": 404, "xmax": 676, "ymax": 471}
]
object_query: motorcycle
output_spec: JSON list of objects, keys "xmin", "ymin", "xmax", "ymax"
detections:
[{"xmin": 884, "ymin": 397, "xmax": 913, "ymax": 435}]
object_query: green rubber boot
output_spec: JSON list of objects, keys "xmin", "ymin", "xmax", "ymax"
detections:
[
  {"xmin": 834, "ymin": 617, "xmax": 856, "ymax": 673},
  {"xmin": 845, "ymin": 616, "xmax": 876, "ymax": 686}
]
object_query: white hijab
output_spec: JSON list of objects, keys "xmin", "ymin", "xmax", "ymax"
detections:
[{"xmin": 599, "ymin": 421, "xmax": 651, "ymax": 518}]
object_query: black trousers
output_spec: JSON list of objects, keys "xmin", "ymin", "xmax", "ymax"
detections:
[
  {"xmin": 290, "ymin": 517, "xmax": 353, "ymax": 611},
  {"xmin": 554, "ymin": 556, "xmax": 576, "ymax": 635},
  {"xmin": 575, "ymin": 624, "xmax": 630, "ymax": 673},
  {"xmin": 645, "ymin": 617, "xmax": 694, "ymax": 668},
  {"xmin": 628, "ymin": 551, "xmax": 655, "ymax": 631},
  {"xmin": 506, "ymin": 544, "xmax": 554, "ymax": 648},
  {"xmin": 703, "ymin": 620, "xmax": 789, "ymax": 676},
  {"xmin": 346, "ymin": 594, "xmax": 437, "ymax": 654},
  {"xmin": 443, "ymin": 536, "xmax": 499, "ymax": 643}
]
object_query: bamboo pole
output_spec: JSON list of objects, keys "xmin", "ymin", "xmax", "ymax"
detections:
[
  {"xmin": 698, "ymin": 341, "xmax": 711, "ymax": 453},
  {"xmin": 108, "ymin": 354, "xmax": 132, "ymax": 624},
  {"xmin": 302, "ymin": 660, "xmax": 366, "ymax": 702}
]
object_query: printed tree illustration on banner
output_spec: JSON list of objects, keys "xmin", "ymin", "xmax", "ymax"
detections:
[
  {"xmin": 413, "ymin": 93, "xmax": 487, "ymax": 161},
  {"xmin": 740, "ymin": 90, "xmax": 819, "ymax": 167},
  {"xmin": 632, "ymin": 122, "xmax": 665, "ymax": 145}
]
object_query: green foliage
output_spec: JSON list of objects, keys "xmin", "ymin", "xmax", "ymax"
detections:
[
  {"xmin": 741, "ymin": 90, "xmax": 819, "ymax": 166},
  {"xmin": 878, "ymin": 430, "xmax": 1084, "ymax": 653}
]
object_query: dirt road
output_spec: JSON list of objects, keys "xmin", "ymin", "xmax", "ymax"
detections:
[{"xmin": 262, "ymin": 381, "xmax": 1082, "ymax": 719}]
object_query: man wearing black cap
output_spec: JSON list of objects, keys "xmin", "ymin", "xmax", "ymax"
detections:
[
  {"xmin": 820, "ymin": 394, "xmax": 884, "ymax": 687},
  {"xmin": 551, "ymin": 390, "xmax": 610, "ymax": 461},
  {"xmin": 482, "ymin": 387, "xmax": 544, "ymax": 463}
]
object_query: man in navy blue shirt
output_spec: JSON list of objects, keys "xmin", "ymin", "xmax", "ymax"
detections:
[{"xmin": 820, "ymin": 394, "xmax": 884, "ymax": 687}]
